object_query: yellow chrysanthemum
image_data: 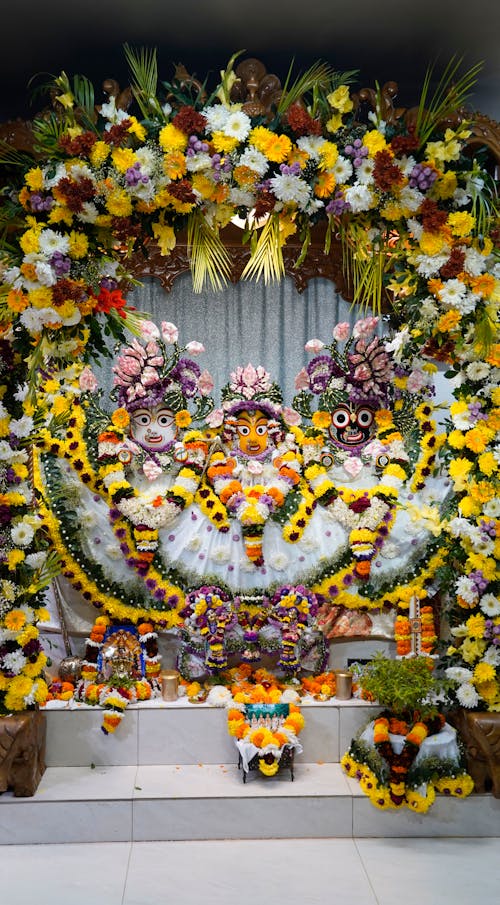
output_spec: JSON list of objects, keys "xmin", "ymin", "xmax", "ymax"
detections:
[
  {"xmin": 211, "ymin": 132, "xmax": 240, "ymax": 154},
  {"xmin": 163, "ymin": 150, "xmax": 187, "ymax": 180},
  {"xmin": 362, "ymin": 130, "xmax": 388, "ymax": 156},
  {"xmin": 159, "ymin": 123, "xmax": 188, "ymax": 152},
  {"xmin": 420, "ymin": 231, "xmax": 448, "ymax": 255},
  {"xmin": 447, "ymin": 211, "xmax": 475, "ymax": 237},
  {"xmin": 318, "ymin": 141, "xmax": 339, "ymax": 170},
  {"xmin": 437, "ymin": 309, "xmax": 461, "ymax": 332},
  {"xmin": 249, "ymin": 126, "xmax": 292, "ymax": 163},
  {"xmin": 68, "ymin": 231, "xmax": 89, "ymax": 259},
  {"xmin": 25, "ymin": 167, "xmax": 44, "ymax": 191},
  {"xmin": 106, "ymin": 189, "xmax": 133, "ymax": 217},
  {"xmin": 473, "ymin": 662, "xmax": 496, "ymax": 685},
  {"xmin": 89, "ymin": 140, "xmax": 110, "ymax": 167},
  {"xmin": 111, "ymin": 147, "xmax": 137, "ymax": 173}
]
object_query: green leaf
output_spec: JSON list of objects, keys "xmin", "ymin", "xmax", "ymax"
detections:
[
  {"xmin": 240, "ymin": 213, "xmax": 285, "ymax": 285},
  {"xmin": 123, "ymin": 43, "xmax": 162, "ymax": 120},
  {"xmin": 414, "ymin": 55, "xmax": 484, "ymax": 147}
]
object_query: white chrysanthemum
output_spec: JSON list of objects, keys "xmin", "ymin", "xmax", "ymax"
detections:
[
  {"xmin": 9, "ymin": 415, "xmax": 34, "ymax": 439},
  {"xmin": 344, "ymin": 183, "xmax": 375, "ymax": 213},
  {"xmin": 455, "ymin": 575, "xmax": 477, "ymax": 604},
  {"xmin": 3, "ymin": 265, "xmax": 22, "ymax": 288},
  {"xmin": 2, "ymin": 650, "xmax": 28, "ymax": 673},
  {"xmin": 305, "ymin": 197, "xmax": 324, "ymax": 215},
  {"xmin": 67, "ymin": 162, "xmax": 94, "ymax": 182},
  {"xmin": 206, "ymin": 685, "xmax": 233, "ymax": 707},
  {"xmin": 399, "ymin": 185, "xmax": 424, "ymax": 212},
  {"xmin": 439, "ymin": 279, "xmax": 467, "ymax": 308},
  {"xmin": 448, "ymin": 516, "xmax": 475, "ymax": 537},
  {"xmin": 134, "ymin": 146, "xmax": 159, "ymax": 174},
  {"xmin": 483, "ymin": 646, "xmax": 500, "ymax": 667},
  {"xmin": 483, "ymin": 498, "xmax": 500, "ymax": 518},
  {"xmin": 77, "ymin": 202, "xmax": 99, "ymax": 224},
  {"xmin": 104, "ymin": 543, "xmax": 122, "ymax": 561},
  {"xmin": 398, "ymin": 154, "xmax": 417, "ymax": 175},
  {"xmin": 463, "ymin": 246, "xmax": 486, "ymax": 276},
  {"xmin": 297, "ymin": 135, "xmax": 325, "ymax": 159},
  {"xmin": 229, "ymin": 187, "xmax": 256, "ymax": 208},
  {"xmin": 268, "ymin": 552, "xmax": 289, "ymax": 571},
  {"xmin": 129, "ymin": 181, "xmax": 156, "ymax": 203},
  {"xmin": 406, "ymin": 217, "xmax": 424, "ymax": 240},
  {"xmin": 452, "ymin": 291, "xmax": 478, "ymax": 315},
  {"xmin": 331, "ymin": 155, "xmax": 353, "ymax": 182},
  {"xmin": 456, "ymin": 682, "xmax": 480, "ymax": 708},
  {"xmin": 466, "ymin": 361, "xmax": 491, "ymax": 382},
  {"xmin": 38, "ymin": 229, "xmax": 70, "ymax": 257},
  {"xmin": 203, "ymin": 104, "xmax": 230, "ymax": 132},
  {"xmin": 236, "ymin": 146, "xmax": 269, "ymax": 176},
  {"xmin": 11, "ymin": 521, "xmax": 35, "ymax": 547},
  {"xmin": 43, "ymin": 162, "xmax": 67, "ymax": 190},
  {"xmin": 380, "ymin": 541, "xmax": 399, "ymax": 559},
  {"xmin": 415, "ymin": 253, "xmax": 448, "ymax": 278},
  {"xmin": 186, "ymin": 535, "xmax": 202, "ymax": 552},
  {"xmin": 418, "ymin": 297, "xmax": 439, "ymax": 321},
  {"xmin": 355, "ymin": 159, "xmax": 374, "ymax": 184},
  {"xmin": 223, "ymin": 110, "xmax": 251, "ymax": 141},
  {"xmin": 34, "ymin": 261, "xmax": 58, "ymax": 287},
  {"xmin": 269, "ymin": 174, "xmax": 312, "ymax": 210},
  {"xmin": 210, "ymin": 547, "xmax": 231, "ymax": 564},
  {"xmin": 445, "ymin": 666, "xmax": 473, "ymax": 682},
  {"xmin": 24, "ymin": 551, "xmax": 48, "ymax": 569},
  {"xmin": 1, "ymin": 580, "xmax": 16, "ymax": 601},
  {"xmin": 480, "ymin": 593, "xmax": 500, "ymax": 617},
  {"xmin": 185, "ymin": 152, "xmax": 213, "ymax": 173},
  {"xmin": 453, "ymin": 187, "xmax": 470, "ymax": 207},
  {"xmin": 13, "ymin": 383, "xmax": 29, "ymax": 403},
  {"xmin": 450, "ymin": 622, "xmax": 468, "ymax": 638}
]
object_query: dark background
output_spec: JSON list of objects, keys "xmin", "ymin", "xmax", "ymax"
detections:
[{"xmin": 1, "ymin": 0, "xmax": 499, "ymax": 124}]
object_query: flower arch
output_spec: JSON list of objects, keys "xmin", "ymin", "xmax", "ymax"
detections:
[{"xmin": 0, "ymin": 49, "xmax": 498, "ymax": 713}]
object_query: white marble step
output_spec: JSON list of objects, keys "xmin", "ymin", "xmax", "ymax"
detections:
[
  {"xmin": 43, "ymin": 698, "xmax": 377, "ymax": 767},
  {"xmin": 1, "ymin": 762, "xmax": 499, "ymax": 844}
]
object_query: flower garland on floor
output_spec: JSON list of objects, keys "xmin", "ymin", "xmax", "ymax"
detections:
[{"xmin": 341, "ymin": 710, "xmax": 474, "ymax": 813}]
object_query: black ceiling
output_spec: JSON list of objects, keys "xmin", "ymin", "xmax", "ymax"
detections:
[{"xmin": 2, "ymin": 0, "xmax": 499, "ymax": 122}]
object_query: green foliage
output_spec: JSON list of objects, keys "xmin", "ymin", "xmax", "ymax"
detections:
[
  {"xmin": 360, "ymin": 652, "xmax": 446, "ymax": 717},
  {"xmin": 414, "ymin": 55, "xmax": 484, "ymax": 147}
]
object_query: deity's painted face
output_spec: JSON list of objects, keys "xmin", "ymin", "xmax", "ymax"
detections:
[
  {"xmin": 329, "ymin": 403, "xmax": 375, "ymax": 448},
  {"xmin": 130, "ymin": 405, "xmax": 176, "ymax": 450},
  {"xmin": 235, "ymin": 409, "xmax": 270, "ymax": 457}
]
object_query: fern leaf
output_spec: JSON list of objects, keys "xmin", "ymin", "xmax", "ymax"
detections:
[
  {"xmin": 415, "ymin": 55, "xmax": 484, "ymax": 146},
  {"xmin": 123, "ymin": 43, "xmax": 160, "ymax": 119}
]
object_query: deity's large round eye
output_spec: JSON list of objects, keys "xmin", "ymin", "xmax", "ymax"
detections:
[
  {"xmin": 255, "ymin": 424, "xmax": 268, "ymax": 436},
  {"xmin": 331, "ymin": 407, "xmax": 351, "ymax": 429},
  {"xmin": 237, "ymin": 424, "xmax": 251, "ymax": 436},
  {"xmin": 156, "ymin": 409, "xmax": 174, "ymax": 428},
  {"xmin": 356, "ymin": 407, "xmax": 374, "ymax": 429},
  {"xmin": 133, "ymin": 411, "xmax": 151, "ymax": 428}
]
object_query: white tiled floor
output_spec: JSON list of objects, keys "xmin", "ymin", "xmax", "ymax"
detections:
[{"xmin": 1, "ymin": 837, "xmax": 499, "ymax": 905}]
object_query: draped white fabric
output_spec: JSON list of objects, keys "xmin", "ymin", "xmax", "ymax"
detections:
[{"xmin": 93, "ymin": 274, "xmax": 368, "ymax": 406}]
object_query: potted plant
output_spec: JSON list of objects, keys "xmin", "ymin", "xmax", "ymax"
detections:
[{"xmin": 341, "ymin": 653, "xmax": 473, "ymax": 813}]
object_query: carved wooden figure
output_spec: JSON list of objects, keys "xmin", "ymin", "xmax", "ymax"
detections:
[{"xmin": 449, "ymin": 710, "xmax": 500, "ymax": 798}]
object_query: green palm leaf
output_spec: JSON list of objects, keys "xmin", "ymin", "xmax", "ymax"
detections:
[
  {"xmin": 123, "ymin": 43, "xmax": 162, "ymax": 119},
  {"xmin": 276, "ymin": 59, "xmax": 337, "ymax": 115},
  {"xmin": 414, "ymin": 55, "xmax": 484, "ymax": 147},
  {"xmin": 241, "ymin": 213, "xmax": 285, "ymax": 285},
  {"xmin": 187, "ymin": 210, "xmax": 232, "ymax": 293}
]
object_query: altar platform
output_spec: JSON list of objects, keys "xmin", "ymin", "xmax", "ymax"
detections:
[{"xmin": 1, "ymin": 699, "xmax": 499, "ymax": 845}]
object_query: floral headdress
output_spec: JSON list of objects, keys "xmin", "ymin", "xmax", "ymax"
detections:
[
  {"xmin": 293, "ymin": 317, "xmax": 394, "ymax": 415},
  {"xmin": 111, "ymin": 320, "xmax": 214, "ymax": 418},
  {"xmin": 219, "ymin": 364, "xmax": 285, "ymax": 445}
]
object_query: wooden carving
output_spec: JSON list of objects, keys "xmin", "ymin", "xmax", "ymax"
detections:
[
  {"xmin": 449, "ymin": 710, "xmax": 500, "ymax": 797},
  {"xmin": 230, "ymin": 58, "xmax": 282, "ymax": 120},
  {"xmin": 0, "ymin": 711, "xmax": 46, "ymax": 797}
]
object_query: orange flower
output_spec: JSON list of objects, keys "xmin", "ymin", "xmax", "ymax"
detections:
[
  {"xmin": 314, "ymin": 171, "xmax": 336, "ymax": 198},
  {"xmin": 138, "ymin": 622, "xmax": 154, "ymax": 635},
  {"xmin": 111, "ymin": 408, "xmax": 130, "ymax": 429}
]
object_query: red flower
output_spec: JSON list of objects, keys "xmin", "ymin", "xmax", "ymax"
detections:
[
  {"xmin": 372, "ymin": 150, "xmax": 404, "ymax": 192},
  {"xmin": 95, "ymin": 287, "xmax": 127, "ymax": 316},
  {"xmin": 172, "ymin": 105, "xmax": 207, "ymax": 135}
]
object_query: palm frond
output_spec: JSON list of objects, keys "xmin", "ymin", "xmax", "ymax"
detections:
[
  {"xmin": 241, "ymin": 213, "xmax": 285, "ymax": 285},
  {"xmin": 276, "ymin": 60, "xmax": 337, "ymax": 115},
  {"xmin": 468, "ymin": 167, "xmax": 498, "ymax": 239},
  {"xmin": 32, "ymin": 113, "xmax": 70, "ymax": 157},
  {"xmin": 187, "ymin": 211, "xmax": 232, "ymax": 293},
  {"xmin": 123, "ymin": 43, "xmax": 161, "ymax": 119},
  {"xmin": 0, "ymin": 140, "xmax": 35, "ymax": 169},
  {"xmin": 414, "ymin": 55, "xmax": 484, "ymax": 146},
  {"xmin": 71, "ymin": 74, "xmax": 96, "ymax": 128},
  {"xmin": 340, "ymin": 223, "xmax": 393, "ymax": 314}
]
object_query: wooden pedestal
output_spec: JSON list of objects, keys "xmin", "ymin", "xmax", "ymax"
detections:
[{"xmin": 0, "ymin": 710, "xmax": 46, "ymax": 797}]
